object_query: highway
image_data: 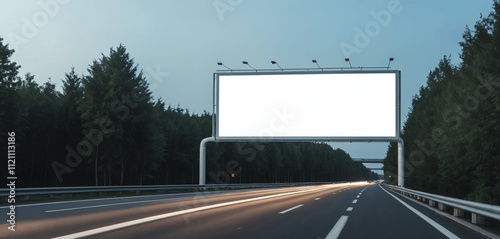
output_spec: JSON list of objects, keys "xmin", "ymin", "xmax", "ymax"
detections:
[{"xmin": 0, "ymin": 182, "xmax": 489, "ymax": 239}]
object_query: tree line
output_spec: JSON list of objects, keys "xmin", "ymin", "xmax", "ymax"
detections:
[
  {"xmin": 384, "ymin": 1, "xmax": 500, "ymax": 205},
  {"xmin": 0, "ymin": 39, "xmax": 377, "ymax": 187}
]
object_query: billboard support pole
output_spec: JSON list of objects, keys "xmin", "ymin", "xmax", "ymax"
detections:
[
  {"xmin": 398, "ymin": 138, "xmax": 404, "ymax": 187},
  {"xmin": 199, "ymin": 137, "xmax": 215, "ymax": 186}
]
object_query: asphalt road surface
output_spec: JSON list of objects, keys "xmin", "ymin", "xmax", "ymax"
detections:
[{"xmin": 0, "ymin": 182, "xmax": 489, "ymax": 238}]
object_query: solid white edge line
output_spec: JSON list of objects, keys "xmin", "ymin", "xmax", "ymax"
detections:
[
  {"xmin": 379, "ymin": 185, "xmax": 460, "ymax": 239},
  {"xmin": 278, "ymin": 204, "xmax": 304, "ymax": 214},
  {"xmin": 51, "ymin": 184, "xmax": 345, "ymax": 239},
  {"xmin": 325, "ymin": 215, "xmax": 349, "ymax": 239}
]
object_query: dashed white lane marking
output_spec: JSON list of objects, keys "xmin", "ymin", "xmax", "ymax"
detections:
[
  {"xmin": 332, "ymin": 192, "xmax": 336, "ymax": 194},
  {"xmin": 315, "ymin": 198, "xmax": 321, "ymax": 201},
  {"xmin": 325, "ymin": 216, "xmax": 349, "ymax": 239},
  {"xmin": 346, "ymin": 207, "xmax": 353, "ymax": 212},
  {"xmin": 278, "ymin": 204, "xmax": 304, "ymax": 214},
  {"xmin": 352, "ymin": 199, "xmax": 358, "ymax": 204},
  {"xmin": 379, "ymin": 185, "xmax": 459, "ymax": 239},
  {"xmin": 356, "ymin": 195, "xmax": 360, "ymax": 198}
]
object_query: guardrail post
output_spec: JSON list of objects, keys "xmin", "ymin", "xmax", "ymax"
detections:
[
  {"xmin": 453, "ymin": 208, "xmax": 464, "ymax": 218},
  {"xmin": 471, "ymin": 213, "xmax": 485, "ymax": 225},
  {"xmin": 398, "ymin": 138, "xmax": 404, "ymax": 187},
  {"xmin": 199, "ymin": 137, "xmax": 215, "ymax": 186},
  {"xmin": 429, "ymin": 200, "xmax": 435, "ymax": 207},
  {"xmin": 438, "ymin": 203, "xmax": 447, "ymax": 211}
]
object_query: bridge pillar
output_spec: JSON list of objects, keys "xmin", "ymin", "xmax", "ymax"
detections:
[{"xmin": 398, "ymin": 138, "xmax": 404, "ymax": 187}]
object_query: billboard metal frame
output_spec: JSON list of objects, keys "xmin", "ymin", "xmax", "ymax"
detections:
[
  {"xmin": 200, "ymin": 70, "xmax": 404, "ymax": 187},
  {"xmin": 213, "ymin": 70, "xmax": 401, "ymax": 142}
]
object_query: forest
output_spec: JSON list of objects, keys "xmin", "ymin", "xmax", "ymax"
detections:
[
  {"xmin": 0, "ymin": 39, "xmax": 377, "ymax": 187},
  {"xmin": 384, "ymin": 1, "xmax": 500, "ymax": 205}
]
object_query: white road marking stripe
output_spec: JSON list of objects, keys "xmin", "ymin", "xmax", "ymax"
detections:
[
  {"xmin": 43, "ymin": 186, "xmax": 333, "ymax": 213},
  {"xmin": 352, "ymin": 199, "xmax": 358, "ymax": 203},
  {"xmin": 356, "ymin": 195, "xmax": 360, "ymax": 198},
  {"xmin": 52, "ymin": 185, "xmax": 341, "ymax": 239},
  {"xmin": 379, "ymin": 185, "xmax": 460, "ymax": 239},
  {"xmin": 325, "ymin": 216, "xmax": 349, "ymax": 239},
  {"xmin": 278, "ymin": 204, "xmax": 304, "ymax": 214},
  {"xmin": 4, "ymin": 186, "xmax": 300, "ymax": 209},
  {"xmin": 346, "ymin": 207, "xmax": 353, "ymax": 211},
  {"xmin": 332, "ymin": 192, "xmax": 336, "ymax": 194},
  {"xmin": 315, "ymin": 197, "xmax": 321, "ymax": 201}
]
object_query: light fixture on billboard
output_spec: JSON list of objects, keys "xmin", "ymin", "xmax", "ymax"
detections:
[
  {"xmin": 345, "ymin": 58, "xmax": 352, "ymax": 68},
  {"xmin": 242, "ymin": 61, "xmax": 257, "ymax": 71},
  {"xmin": 387, "ymin": 57, "xmax": 395, "ymax": 69},
  {"xmin": 312, "ymin": 59, "xmax": 322, "ymax": 70},
  {"xmin": 271, "ymin": 61, "xmax": 283, "ymax": 71},
  {"xmin": 217, "ymin": 62, "xmax": 233, "ymax": 71}
]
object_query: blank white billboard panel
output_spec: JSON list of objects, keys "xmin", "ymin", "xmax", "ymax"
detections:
[{"xmin": 215, "ymin": 71, "xmax": 400, "ymax": 141}]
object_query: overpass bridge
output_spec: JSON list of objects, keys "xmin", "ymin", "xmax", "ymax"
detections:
[
  {"xmin": 366, "ymin": 166, "xmax": 384, "ymax": 170},
  {"xmin": 352, "ymin": 158, "xmax": 384, "ymax": 170},
  {"xmin": 352, "ymin": 158, "xmax": 385, "ymax": 163}
]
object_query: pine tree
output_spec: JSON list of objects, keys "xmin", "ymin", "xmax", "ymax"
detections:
[
  {"xmin": 0, "ymin": 37, "xmax": 21, "ymax": 154},
  {"xmin": 81, "ymin": 45, "xmax": 162, "ymax": 185}
]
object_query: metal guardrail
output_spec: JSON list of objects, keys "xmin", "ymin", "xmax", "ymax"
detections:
[
  {"xmin": 381, "ymin": 183, "xmax": 500, "ymax": 225},
  {"xmin": 0, "ymin": 182, "xmax": 332, "ymax": 198}
]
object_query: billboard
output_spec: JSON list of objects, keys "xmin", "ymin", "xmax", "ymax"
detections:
[{"xmin": 214, "ymin": 70, "xmax": 400, "ymax": 142}]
